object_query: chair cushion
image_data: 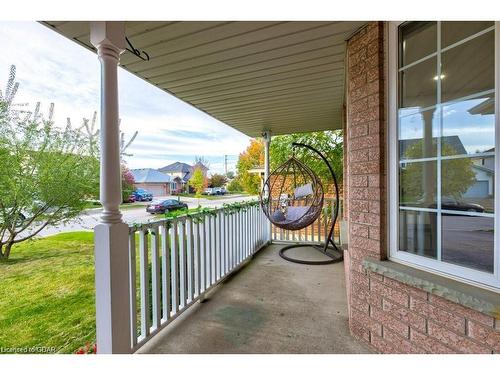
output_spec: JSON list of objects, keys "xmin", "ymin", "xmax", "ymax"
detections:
[
  {"xmin": 271, "ymin": 209, "xmax": 286, "ymax": 223},
  {"xmin": 294, "ymin": 183, "xmax": 313, "ymax": 199},
  {"xmin": 285, "ymin": 206, "xmax": 311, "ymax": 221}
]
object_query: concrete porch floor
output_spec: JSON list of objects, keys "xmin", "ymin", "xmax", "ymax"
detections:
[{"xmin": 139, "ymin": 244, "xmax": 373, "ymax": 354}]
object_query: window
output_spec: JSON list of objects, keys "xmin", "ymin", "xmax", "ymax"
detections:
[{"xmin": 389, "ymin": 21, "xmax": 500, "ymax": 290}]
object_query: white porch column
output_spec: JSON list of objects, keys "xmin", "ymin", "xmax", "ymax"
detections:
[
  {"xmin": 262, "ymin": 130, "xmax": 272, "ymax": 242},
  {"xmin": 91, "ymin": 22, "xmax": 131, "ymax": 354}
]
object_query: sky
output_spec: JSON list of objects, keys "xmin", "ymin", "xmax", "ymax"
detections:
[
  {"xmin": 399, "ymin": 96, "xmax": 495, "ymax": 155},
  {"xmin": 0, "ymin": 21, "xmax": 250, "ymax": 175}
]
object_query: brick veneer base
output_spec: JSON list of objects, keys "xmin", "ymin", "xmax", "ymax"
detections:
[{"xmin": 344, "ymin": 21, "xmax": 500, "ymax": 354}]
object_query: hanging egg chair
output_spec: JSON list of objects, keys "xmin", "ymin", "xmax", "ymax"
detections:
[
  {"xmin": 260, "ymin": 156, "xmax": 324, "ymax": 231},
  {"xmin": 260, "ymin": 142, "xmax": 342, "ymax": 265}
]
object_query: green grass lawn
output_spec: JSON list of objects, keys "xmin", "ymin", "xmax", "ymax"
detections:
[{"xmin": 0, "ymin": 232, "xmax": 96, "ymax": 354}]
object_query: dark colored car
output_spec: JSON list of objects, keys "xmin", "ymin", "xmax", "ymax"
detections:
[
  {"xmin": 404, "ymin": 196, "xmax": 485, "ymax": 213},
  {"xmin": 133, "ymin": 188, "xmax": 153, "ymax": 201},
  {"xmin": 436, "ymin": 196, "xmax": 485, "ymax": 213},
  {"xmin": 146, "ymin": 199, "xmax": 188, "ymax": 214}
]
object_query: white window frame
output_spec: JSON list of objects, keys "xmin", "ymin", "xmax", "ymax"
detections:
[{"xmin": 388, "ymin": 21, "xmax": 500, "ymax": 291}]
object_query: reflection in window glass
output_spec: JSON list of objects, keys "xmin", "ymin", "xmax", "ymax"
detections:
[
  {"xmin": 399, "ymin": 109, "xmax": 439, "ymax": 160},
  {"xmin": 399, "ymin": 57, "xmax": 436, "ymax": 110},
  {"xmin": 399, "ymin": 21, "xmax": 437, "ymax": 67},
  {"xmin": 441, "ymin": 21, "xmax": 493, "ymax": 48},
  {"xmin": 441, "ymin": 157, "xmax": 494, "ymax": 214},
  {"xmin": 442, "ymin": 214, "xmax": 494, "ymax": 273},
  {"xmin": 441, "ymin": 31, "xmax": 494, "ymax": 103},
  {"xmin": 399, "ymin": 210, "xmax": 437, "ymax": 259},
  {"xmin": 399, "ymin": 161, "xmax": 436, "ymax": 207},
  {"xmin": 441, "ymin": 95, "xmax": 495, "ymax": 156}
]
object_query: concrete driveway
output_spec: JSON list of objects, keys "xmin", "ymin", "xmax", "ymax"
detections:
[{"xmin": 38, "ymin": 194, "xmax": 256, "ymax": 237}]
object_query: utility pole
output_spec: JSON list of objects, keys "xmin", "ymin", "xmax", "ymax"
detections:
[{"xmin": 224, "ymin": 155, "xmax": 228, "ymax": 175}]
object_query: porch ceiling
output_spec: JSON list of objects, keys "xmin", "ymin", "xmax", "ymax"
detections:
[{"xmin": 41, "ymin": 21, "xmax": 366, "ymax": 137}]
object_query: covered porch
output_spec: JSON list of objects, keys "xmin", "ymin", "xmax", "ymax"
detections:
[{"xmin": 41, "ymin": 21, "xmax": 364, "ymax": 353}]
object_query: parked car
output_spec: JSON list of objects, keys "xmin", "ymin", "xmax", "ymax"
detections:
[
  {"xmin": 404, "ymin": 196, "xmax": 485, "ymax": 213},
  {"xmin": 213, "ymin": 187, "xmax": 227, "ymax": 195},
  {"xmin": 203, "ymin": 187, "xmax": 227, "ymax": 195},
  {"xmin": 133, "ymin": 188, "xmax": 153, "ymax": 201},
  {"xmin": 146, "ymin": 199, "xmax": 188, "ymax": 214},
  {"xmin": 435, "ymin": 196, "xmax": 485, "ymax": 213},
  {"xmin": 203, "ymin": 188, "xmax": 216, "ymax": 195},
  {"xmin": 123, "ymin": 194, "xmax": 136, "ymax": 203}
]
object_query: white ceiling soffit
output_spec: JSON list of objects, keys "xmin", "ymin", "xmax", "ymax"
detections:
[{"xmin": 42, "ymin": 21, "xmax": 366, "ymax": 137}]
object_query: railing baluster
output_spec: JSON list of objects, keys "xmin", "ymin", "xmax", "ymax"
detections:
[
  {"xmin": 150, "ymin": 225, "xmax": 161, "ymax": 331},
  {"xmin": 324, "ymin": 202, "xmax": 328, "ymax": 244},
  {"xmin": 206, "ymin": 215, "xmax": 212, "ymax": 287},
  {"xmin": 252, "ymin": 206, "xmax": 256, "ymax": 252},
  {"xmin": 245, "ymin": 209, "xmax": 248, "ymax": 258},
  {"xmin": 195, "ymin": 219, "xmax": 201, "ymax": 297},
  {"xmin": 217, "ymin": 211, "xmax": 222, "ymax": 280},
  {"xmin": 233, "ymin": 211, "xmax": 236, "ymax": 265},
  {"xmin": 236, "ymin": 211, "xmax": 240, "ymax": 264},
  {"xmin": 212, "ymin": 214, "xmax": 216, "ymax": 284},
  {"xmin": 245, "ymin": 208, "xmax": 249, "ymax": 258},
  {"xmin": 129, "ymin": 229, "xmax": 137, "ymax": 348},
  {"xmin": 161, "ymin": 222, "xmax": 171, "ymax": 322},
  {"xmin": 201, "ymin": 217, "xmax": 206, "ymax": 292},
  {"xmin": 170, "ymin": 221, "xmax": 179, "ymax": 315},
  {"xmin": 225, "ymin": 210, "xmax": 229, "ymax": 274},
  {"xmin": 178, "ymin": 220, "xmax": 186, "ymax": 309},
  {"xmin": 187, "ymin": 217, "xmax": 194, "ymax": 303},
  {"xmin": 139, "ymin": 229, "xmax": 150, "ymax": 339}
]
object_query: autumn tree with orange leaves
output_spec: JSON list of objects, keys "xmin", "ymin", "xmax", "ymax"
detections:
[{"xmin": 235, "ymin": 139, "xmax": 264, "ymax": 195}]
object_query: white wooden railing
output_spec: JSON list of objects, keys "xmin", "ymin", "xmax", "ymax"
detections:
[
  {"xmin": 271, "ymin": 198, "xmax": 342, "ymax": 245},
  {"xmin": 127, "ymin": 202, "xmax": 269, "ymax": 352}
]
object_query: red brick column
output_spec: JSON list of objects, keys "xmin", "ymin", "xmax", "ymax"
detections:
[
  {"xmin": 345, "ymin": 20, "xmax": 387, "ymax": 347},
  {"xmin": 344, "ymin": 22, "xmax": 500, "ymax": 354}
]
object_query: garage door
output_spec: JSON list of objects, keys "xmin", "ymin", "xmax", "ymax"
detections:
[
  {"xmin": 148, "ymin": 185, "xmax": 166, "ymax": 198},
  {"xmin": 464, "ymin": 181, "xmax": 489, "ymax": 198}
]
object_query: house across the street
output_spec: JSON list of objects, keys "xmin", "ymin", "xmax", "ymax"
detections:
[
  {"xmin": 130, "ymin": 168, "xmax": 176, "ymax": 197},
  {"xmin": 158, "ymin": 161, "xmax": 208, "ymax": 193}
]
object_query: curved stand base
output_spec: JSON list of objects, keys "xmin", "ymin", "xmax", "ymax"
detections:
[{"xmin": 279, "ymin": 243, "xmax": 343, "ymax": 265}]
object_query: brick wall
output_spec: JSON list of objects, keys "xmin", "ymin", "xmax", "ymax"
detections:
[{"xmin": 344, "ymin": 21, "xmax": 500, "ymax": 354}]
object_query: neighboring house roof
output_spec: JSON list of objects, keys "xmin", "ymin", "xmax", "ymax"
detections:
[
  {"xmin": 158, "ymin": 162, "xmax": 192, "ymax": 174},
  {"xmin": 131, "ymin": 168, "xmax": 172, "ymax": 183},
  {"xmin": 399, "ymin": 135, "xmax": 467, "ymax": 158},
  {"xmin": 158, "ymin": 161, "xmax": 209, "ymax": 183},
  {"xmin": 472, "ymin": 164, "xmax": 494, "ymax": 175}
]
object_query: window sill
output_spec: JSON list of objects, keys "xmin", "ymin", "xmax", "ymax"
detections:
[{"xmin": 361, "ymin": 258, "xmax": 500, "ymax": 320}]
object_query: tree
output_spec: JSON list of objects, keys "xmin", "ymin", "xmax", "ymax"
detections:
[
  {"xmin": 121, "ymin": 165, "xmax": 136, "ymax": 201},
  {"xmin": 400, "ymin": 140, "xmax": 476, "ymax": 204},
  {"xmin": 227, "ymin": 178, "xmax": 243, "ymax": 193},
  {"xmin": 189, "ymin": 167, "xmax": 206, "ymax": 198},
  {"xmin": 235, "ymin": 139, "xmax": 264, "ymax": 195},
  {"xmin": 269, "ymin": 130, "xmax": 343, "ymax": 187},
  {"xmin": 225, "ymin": 171, "xmax": 235, "ymax": 180},
  {"xmin": 0, "ymin": 65, "xmax": 99, "ymax": 259},
  {"xmin": 209, "ymin": 173, "xmax": 228, "ymax": 187}
]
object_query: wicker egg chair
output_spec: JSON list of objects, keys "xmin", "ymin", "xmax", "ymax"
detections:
[
  {"xmin": 260, "ymin": 142, "xmax": 342, "ymax": 265},
  {"xmin": 261, "ymin": 156, "xmax": 324, "ymax": 231}
]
